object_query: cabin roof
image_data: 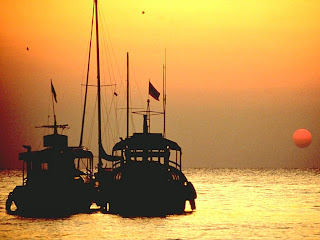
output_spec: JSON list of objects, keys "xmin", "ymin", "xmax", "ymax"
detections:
[
  {"xmin": 19, "ymin": 146, "xmax": 93, "ymax": 161},
  {"xmin": 113, "ymin": 133, "xmax": 181, "ymax": 152}
]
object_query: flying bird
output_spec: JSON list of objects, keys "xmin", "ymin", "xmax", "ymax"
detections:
[
  {"xmin": 26, "ymin": 47, "xmax": 29, "ymax": 51},
  {"xmin": 142, "ymin": 11, "xmax": 145, "ymax": 14}
]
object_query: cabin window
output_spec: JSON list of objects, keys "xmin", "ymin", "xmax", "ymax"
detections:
[
  {"xmin": 151, "ymin": 156, "xmax": 160, "ymax": 163},
  {"xmin": 134, "ymin": 156, "xmax": 143, "ymax": 162},
  {"xmin": 41, "ymin": 162, "xmax": 48, "ymax": 171}
]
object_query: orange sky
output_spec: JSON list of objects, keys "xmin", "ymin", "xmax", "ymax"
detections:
[{"xmin": 1, "ymin": 0, "xmax": 320, "ymax": 168}]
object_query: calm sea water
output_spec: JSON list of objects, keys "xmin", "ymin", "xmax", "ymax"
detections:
[{"xmin": 0, "ymin": 168, "xmax": 319, "ymax": 239}]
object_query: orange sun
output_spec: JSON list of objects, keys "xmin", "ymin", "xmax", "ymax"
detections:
[{"xmin": 293, "ymin": 129, "xmax": 312, "ymax": 148}]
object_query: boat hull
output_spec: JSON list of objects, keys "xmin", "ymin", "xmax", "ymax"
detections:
[
  {"xmin": 97, "ymin": 162, "xmax": 196, "ymax": 217},
  {"xmin": 7, "ymin": 183, "xmax": 94, "ymax": 217}
]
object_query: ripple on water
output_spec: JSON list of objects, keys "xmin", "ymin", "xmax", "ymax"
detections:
[{"xmin": 1, "ymin": 168, "xmax": 320, "ymax": 239}]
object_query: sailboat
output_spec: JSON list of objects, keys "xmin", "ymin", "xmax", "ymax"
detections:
[
  {"xmin": 6, "ymin": 82, "xmax": 95, "ymax": 217},
  {"xmin": 82, "ymin": 0, "xmax": 197, "ymax": 216}
]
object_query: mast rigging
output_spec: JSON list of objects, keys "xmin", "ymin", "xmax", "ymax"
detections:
[
  {"xmin": 94, "ymin": 0, "xmax": 103, "ymax": 170},
  {"xmin": 79, "ymin": 3, "xmax": 95, "ymax": 147}
]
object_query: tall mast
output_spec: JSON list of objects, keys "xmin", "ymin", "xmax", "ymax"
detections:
[
  {"xmin": 126, "ymin": 52, "xmax": 129, "ymax": 138},
  {"xmin": 79, "ymin": 4, "xmax": 95, "ymax": 147},
  {"xmin": 163, "ymin": 49, "xmax": 167, "ymax": 138},
  {"xmin": 95, "ymin": 0, "xmax": 102, "ymax": 170}
]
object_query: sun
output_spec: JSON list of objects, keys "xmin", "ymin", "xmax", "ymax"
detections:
[{"xmin": 293, "ymin": 129, "xmax": 312, "ymax": 148}]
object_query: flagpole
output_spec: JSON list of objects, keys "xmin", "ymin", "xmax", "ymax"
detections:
[
  {"xmin": 51, "ymin": 79, "xmax": 58, "ymax": 135},
  {"xmin": 147, "ymin": 98, "xmax": 150, "ymax": 133}
]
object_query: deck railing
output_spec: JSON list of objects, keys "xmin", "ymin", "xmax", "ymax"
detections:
[{"xmin": 112, "ymin": 149, "xmax": 181, "ymax": 171}]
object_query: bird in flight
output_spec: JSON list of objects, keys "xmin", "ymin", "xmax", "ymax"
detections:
[
  {"xmin": 142, "ymin": 11, "xmax": 145, "ymax": 14},
  {"xmin": 27, "ymin": 47, "xmax": 29, "ymax": 51}
]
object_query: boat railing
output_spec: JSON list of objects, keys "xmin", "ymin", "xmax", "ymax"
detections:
[
  {"xmin": 111, "ymin": 155, "xmax": 181, "ymax": 171},
  {"xmin": 112, "ymin": 160, "xmax": 121, "ymax": 169},
  {"xmin": 168, "ymin": 160, "xmax": 181, "ymax": 171}
]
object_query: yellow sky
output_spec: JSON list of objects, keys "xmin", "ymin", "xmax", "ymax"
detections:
[{"xmin": 1, "ymin": 0, "xmax": 320, "ymax": 168}]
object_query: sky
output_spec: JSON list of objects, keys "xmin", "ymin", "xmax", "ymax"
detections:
[{"xmin": 0, "ymin": 0, "xmax": 320, "ymax": 169}]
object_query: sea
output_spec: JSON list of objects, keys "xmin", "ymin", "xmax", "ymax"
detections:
[{"xmin": 0, "ymin": 168, "xmax": 319, "ymax": 239}]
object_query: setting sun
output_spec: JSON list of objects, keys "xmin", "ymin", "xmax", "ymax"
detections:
[{"xmin": 293, "ymin": 129, "xmax": 312, "ymax": 148}]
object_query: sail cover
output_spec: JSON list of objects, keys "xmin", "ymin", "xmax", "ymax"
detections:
[{"xmin": 99, "ymin": 143, "xmax": 122, "ymax": 161}]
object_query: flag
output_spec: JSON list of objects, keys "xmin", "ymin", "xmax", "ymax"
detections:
[
  {"xmin": 149, "ymin": 81, "xmax": 160, "ymax": 101},
  {"xmin": 51, "ymin": 80, "xmax": 57, "ymax": 103}
]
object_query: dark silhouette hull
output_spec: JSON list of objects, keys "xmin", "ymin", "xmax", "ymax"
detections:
[
  {"xmin": 97, "ymin": 161, "xmax": 196, "ymax": 217},
  {"xmin": 7, "ymin": 182, "xmax": 94, "ymax": 217},
  {"xmin": 6, "ymin": 133, "xmax": 94, "ymax": 217}
]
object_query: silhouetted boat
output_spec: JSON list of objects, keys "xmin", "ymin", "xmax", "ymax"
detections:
[
  {"xmin": 78, "ymin": 0, "xmax": 196, "ymax": 217},
  {"xmin": 6, "ymin": 88, "xmax": 95, "ymax": 217},
  {"xmin": 81, "ymin": 1, "xmax": 196, "ymax": 216},
  {"xmin": 96, "ymin": 115, "xmax": 197, "ymax": 217}
]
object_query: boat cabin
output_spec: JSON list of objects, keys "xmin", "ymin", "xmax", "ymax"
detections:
[
  {"xmin": 112, "ymin": 133, "xmax": 181, "ymax": 169},
  {"xmin": 19, "ymin": 133, "xmax": 94, "ymax": 186},
  {"xmin": 111, "ymin": 115, "xmax": 182, "ymax": 171}
]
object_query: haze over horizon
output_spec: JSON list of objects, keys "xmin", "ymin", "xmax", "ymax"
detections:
[{"xmin": 1, "ymin": 0, "xmax": 319, "ymax": 169}]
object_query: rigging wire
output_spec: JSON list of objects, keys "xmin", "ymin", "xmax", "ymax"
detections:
[
  {"xmin": 98, "ymin": 6, "xmax": 127, "ymax": 141},
  {"xmin": 99, "ymin": 6, "xmax": 126, "ymax": 93},
  {"xmin": 99, "ymin": 20, "xmax": 119, "ymax": 148},
  {"xmin": 130, "ymin": 61, "xmax": 147, "ymax": 133},
  {"xmin": 79, "ymin": 2, "xmax": 95, "ymax": 147},
  {"xmin": 87, "ymin": 95, "xmax": 98, "ymax": 150},
  {"xmin": 101, "ymin": 87, "xmax": 110, "ymax": 150},
  {"xmin": 36, "ymin": 88, "xmax": 52, "ymax": 150},
  {"xmin": 81, "ymin": 0, "xmax": 156, "ymax": 155},
  {"xmin": 99, "ymin": 4, "xmax": 153, "ymax": 138}
]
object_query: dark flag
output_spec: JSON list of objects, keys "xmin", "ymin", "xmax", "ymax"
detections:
[
  {"xmin": 51, "ymin": 80, "xmax": 57, "ymax": 103},
  {"xmin": 149, "ymin": 81, "xmax": 160, "ymax": 101}
]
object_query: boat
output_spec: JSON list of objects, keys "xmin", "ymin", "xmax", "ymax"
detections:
[
  {"xmin": 96, "ymin": 114, "xmax": 197, "ymax": 216},
  {"xmin": 82, "ymin": 0, "xmax": 197, "ymax": 216},
  {"xmin": 6, "ymin": 83, "xmax": 95, "ymax": 217}
]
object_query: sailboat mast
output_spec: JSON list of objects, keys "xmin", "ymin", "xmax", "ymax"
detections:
[
  {"xmin": 163, "ymin": 49, "xmax": 167, "ymax": 138},
  {"xmin": 126, "ymin": 52, "xmax": 129, "ymax": 138},
  {"xmin": 79, "ymin": 4, "xmax": 95, "ymax": 147},
  {"xmin": 95, "ymin": 0, "xmax": 102, "ymax": 170}
]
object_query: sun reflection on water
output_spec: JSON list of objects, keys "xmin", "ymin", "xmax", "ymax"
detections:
[{"xmin": 1, "ymin": 169, "xmax": 320, "ymax": 239}]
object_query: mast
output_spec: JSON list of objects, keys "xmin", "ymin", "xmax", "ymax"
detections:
[
  {"xmin": 95, "ymin": 0, "xmax": 102, "ymax": 170},
  {"xmin": 147, "ymin": 98, "xmax": 150, "ymax": 133},
  {"xmin": 79, "ymin": 4, "xmax": 95, "ymax": 147},
  {"xmin": 51, "ymin": 79, "xmax": 58, "ymax": 135},
  {"xmin": 126, "ymin": 52, "xmax": 129, "ymax": 138},
  {"xmin": 163, "ymin": 49, "xmax": 167, "ymax": 138}
]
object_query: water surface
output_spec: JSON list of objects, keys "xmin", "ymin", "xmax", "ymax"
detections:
[{"xmin": 1, "ymin": 169, "xmax": 319, "ymax": 239}]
